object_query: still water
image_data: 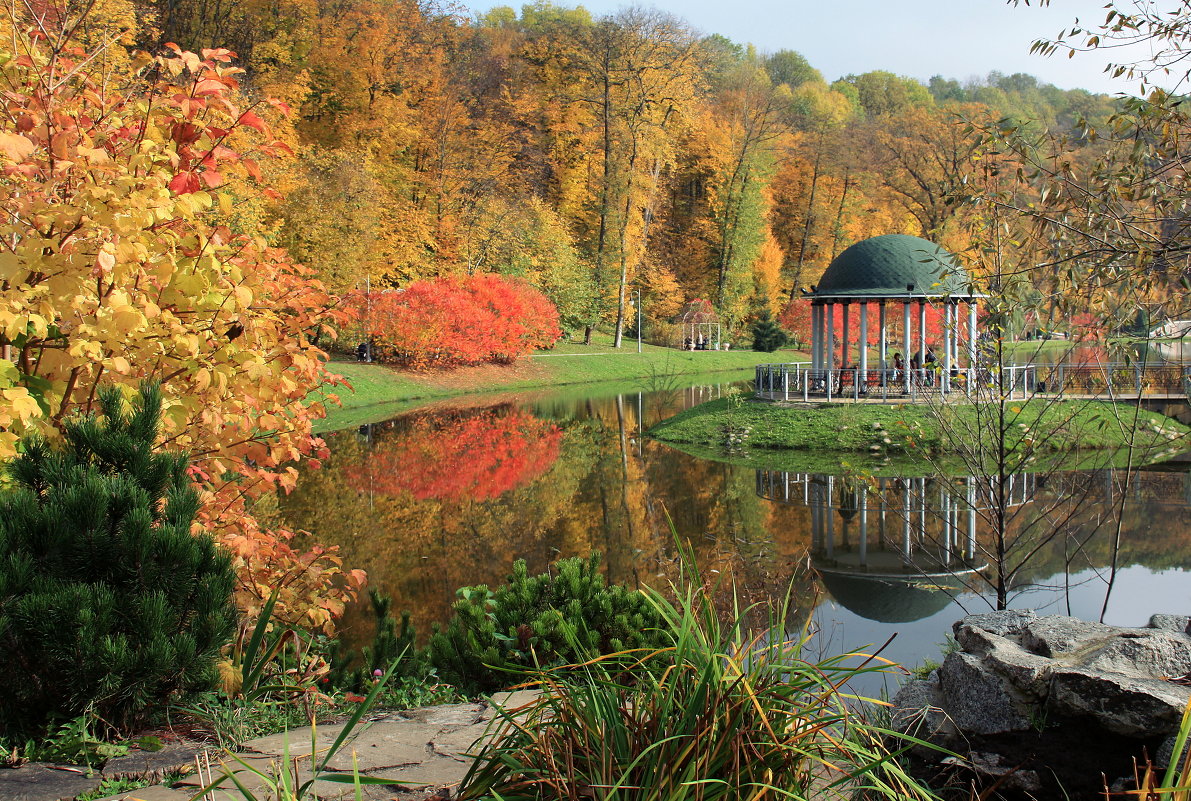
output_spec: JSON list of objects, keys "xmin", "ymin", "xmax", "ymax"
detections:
[{"xmin": 279, "ymin": 378, "xmax": 1191, "ymax": 685}]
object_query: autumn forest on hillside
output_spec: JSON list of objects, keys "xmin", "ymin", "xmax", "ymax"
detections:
[{"xmin": 44, "ymin": 0, "xmax": 1138, "ymax": 340}]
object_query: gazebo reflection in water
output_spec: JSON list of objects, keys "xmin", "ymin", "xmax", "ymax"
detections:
[{"xmin": 756, "ymin": 470, "xmax": 1034, "ymax": 623}]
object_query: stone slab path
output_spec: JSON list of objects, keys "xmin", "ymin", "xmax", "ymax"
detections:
[{"xmin": 0, "ymin": 691, "xmax": 536, "ymax": 801}]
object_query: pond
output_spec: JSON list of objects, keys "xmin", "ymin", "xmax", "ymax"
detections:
[{"xmin": 279, "ymin": 377, "xmax": 1191, "ymax": 689}]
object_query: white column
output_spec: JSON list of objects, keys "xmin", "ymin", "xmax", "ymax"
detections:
[
  {"xmin": 901, "ymin": 481, "xmax": 912, "ymax": 563},
  {"xmin": 918, "ymin": 300, "xmax": 927, "ymax": 369},
  {"xmin": 859, "ymin": 495, "xmax": 868, "ymax": 567},
  {"xmin": 968, "ymin": 301, "xmax": 978, "ymax": 368},
  {"xmin": 903, "ymin": 300, "xmax": 912, "ymax": 392},
  {"xmin": 951, "ymin": 303, "xmax": 961, "ymax": 365},
  {"xmin": 826, "ymin": 302, "xmax": 835, "ymax": 399},
  {"xmin": 825, "ymin": 475, "xmax": 835, "ymax": 557},
  {"xmin": 966, "ymin": 476, "xmax": 977, "ymax": 560},
  {"xmin": 859, "ymin": 302, "xmax": 869, "ymax": 383},
  {"xmin": 943, "ymin": 302, "xmax": 953, "ymax": 393}
]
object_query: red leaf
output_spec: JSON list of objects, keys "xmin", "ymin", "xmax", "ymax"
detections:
[
  {"xmin": 169, "ymin": 170, "xmax": 201, "ymax": 194},
  {"xmin": 171, "ymin": 122, "xmax": 202, "ymax": 146},
  {"xmin": 238, "ymin": 110, "xmax": 269, "ymax": 135},
  {"xmin": 242, "ymin": 158, "xmax": 262, "ymax": 181},
  {"xmin": 200, "ymin": 169, "xmax": 223, "ymax": 188},
  {"xmin": 201, "ymin": 47, "xmax": 237, "ymax": 62},
  {"xmin": 193, "ymin": 78, "xmax": 228, "ymax": 96}
]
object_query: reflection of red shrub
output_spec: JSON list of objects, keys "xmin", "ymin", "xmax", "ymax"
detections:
[
  {"xmin": 344, "ymin": 409, "xmax": 562, "ymax": 502},
  {"xmin": 342, "ymin": 276, "xmax": 561, "ymax": 368}
]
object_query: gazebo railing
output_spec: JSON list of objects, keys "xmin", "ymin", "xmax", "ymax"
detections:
[
  {"xmin": 1039, "ymin": 362, "xmax": 1191, "ymax": 398},
  {"xmin": 754, "ymin": 363, "xmax": 1038, "ymax": 402}
]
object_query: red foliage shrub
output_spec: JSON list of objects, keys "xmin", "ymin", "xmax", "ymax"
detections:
[
  {"xmin": 344, "ymin": 275, "xmax": 561, "ymax": 367},
  {"xmin": 343, "ymin": 408, "xmax": 563, "ymax": 501}
]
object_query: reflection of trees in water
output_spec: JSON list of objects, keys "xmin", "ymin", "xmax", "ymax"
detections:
[
  {"xmin": 758, "ymin": 465, "xmax": 1191, "ymax": 622},
  {"xmin": 280, "ymin": 392, "xmax": 813, "ymax": 644},
  {"xmin": 344, "ymin": 408, "xmax": 563, "ymax": 501}
]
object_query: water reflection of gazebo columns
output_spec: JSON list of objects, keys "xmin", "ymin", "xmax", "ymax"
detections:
[{"xmin": 756, "ymin": 470, "xmax": 1034, "ymax": 623}]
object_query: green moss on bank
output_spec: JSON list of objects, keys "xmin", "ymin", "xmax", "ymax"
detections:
[{"xmin": 648, "ymin": 397, "xmax": 1190, "ymax": 456}]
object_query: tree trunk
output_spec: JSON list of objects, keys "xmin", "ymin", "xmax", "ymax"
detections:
[
  {"xmin": 791, "ymin": 145, "xmax": 822, "ymax": 299},
  {"xmin": 831, "ymin": 169, "xmax": 852, "ymax": 260}
]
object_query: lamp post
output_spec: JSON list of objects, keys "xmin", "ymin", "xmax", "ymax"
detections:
[{"xmin": 632, "ymin": 289, "xmax": 642, "ymax": 353}]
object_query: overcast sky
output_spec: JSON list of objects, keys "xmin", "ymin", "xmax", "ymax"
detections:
[{"xmin": 458, "ymin": 0, "xmax": 1163, "ymax": 95}]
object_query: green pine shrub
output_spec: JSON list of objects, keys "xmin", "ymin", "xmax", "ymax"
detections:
[
  {"xmin": 428, "ymin": 555, "xmax": 666, "ymax": 694},
  {"xmin": 751, "ymin": 310, "xmax": 788, "ymax": 352},
  {"xmin": 0, "ymin": 383, "xmax": 238, "ymax": 736}
]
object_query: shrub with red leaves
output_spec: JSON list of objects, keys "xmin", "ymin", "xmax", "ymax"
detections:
[{"xmin": 344, "ymin": 276, "xmax": 561, "ymax": 367}]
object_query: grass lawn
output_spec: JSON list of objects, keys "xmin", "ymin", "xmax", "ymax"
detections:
[
  {"xmin": 316, "ymin": 334, "xmax": 806, "ymax": 432},
  {"xmin": 648, "ymin": 396, "xmax": 1190, "ymax": 456}
]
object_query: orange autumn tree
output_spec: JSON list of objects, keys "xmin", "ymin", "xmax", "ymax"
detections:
[{"xmin": 0, "ymin": 13, "xmax": 361, "ymax": 628}]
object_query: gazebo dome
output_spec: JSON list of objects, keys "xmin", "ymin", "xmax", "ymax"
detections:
[
  {"xmin": 818, "ymin": 570, "xmax": 964, "ymax": 624},
  {"xmin": 813, "ymin": 234, "xmax": 974, "ymax": 299}
]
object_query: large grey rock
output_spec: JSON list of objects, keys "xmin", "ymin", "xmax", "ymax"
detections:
[
  {"xmin": 953, "ymin": 610, "xmax": 1037, "ymax": 638},
  {"xmin": 1049, "ymin": 666, "xmax": 1191, "ymax": 737},
  {"xmin": 984, "ymin": 639, "xmax": 1054, "ymax": 697},
  {"xmin": 890, "ymin": 675, "xmax": 959, "ymax": 746},
  {"xmin": 1149, "ymin": 614, "xmax": 1191, "ymax": 634},
  {"xmin": 1157, "ymin": 733, "xmax": 1189, "ymax": 770},
  {"xmin": 1082, "ymin": 630, "xmax": 1191, "ymax": 680},
  {"xmin": 938, "ymin": 651, "xmax": 1030, "ymax": 735},
  {"xmin": 954, "ymin": 622, "xmax": 1054, "ymax": 697},
  {"xmin": 1021, "ymin": 615, "xmax": 1122, "ymax": 657}
]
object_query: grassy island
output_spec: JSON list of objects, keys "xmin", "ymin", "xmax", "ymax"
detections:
[{"xmin": 649, "ymin": 397, "xmax": 1190, "ymax": 457}]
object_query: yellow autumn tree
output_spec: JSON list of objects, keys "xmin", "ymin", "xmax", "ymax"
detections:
[{"xmin": 0, "ymin": 11, "xmax": 361, "ymax": 628}]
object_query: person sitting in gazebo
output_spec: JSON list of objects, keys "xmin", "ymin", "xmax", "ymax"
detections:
[{"xmin": 892, "ymin": 352, "xmax": 904, "ymax": 385}]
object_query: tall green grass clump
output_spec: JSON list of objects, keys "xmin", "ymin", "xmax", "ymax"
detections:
[
  {"xmin": 0, "ymin": 384, "xmax": 237, "ymax": 736},
  {"xmin": 459, "ymin": 560, "xmax": 936, "ymax": 801}
]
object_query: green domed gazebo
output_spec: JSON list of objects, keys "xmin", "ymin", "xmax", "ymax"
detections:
[{"xmin": 779, "ymin": 234, "xmax": 982, "ymax": 399}]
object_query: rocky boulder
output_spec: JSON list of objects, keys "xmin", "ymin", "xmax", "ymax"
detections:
[{"xmin": 891, "ymin": 611, "xmax": 1191, "ymax": 799}]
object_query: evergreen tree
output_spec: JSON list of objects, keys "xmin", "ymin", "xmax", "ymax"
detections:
[
  {"xmin": 752, "ymin": 309, "xmax": 789, "ymax": 352},
  {"xmin": 428, "ymin": 555, "xmax": 666, "ymax": 694},
  {"xmin": 0, "ymin": 384, "xmax": 238, "ymax": 736}
]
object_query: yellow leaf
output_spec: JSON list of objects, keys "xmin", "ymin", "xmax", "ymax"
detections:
[
  {"xmin": 0, "ymin": 132, "xmax": 35, "ymax": 162},
  {"xmin": 2, "ymin": 389, "xmax": 42, "ymax": 423}
]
